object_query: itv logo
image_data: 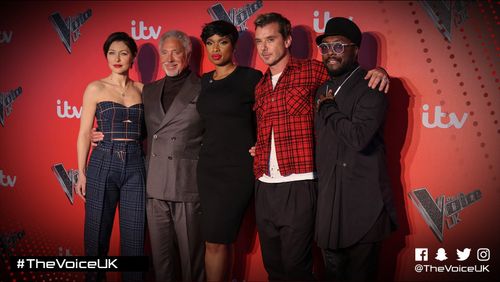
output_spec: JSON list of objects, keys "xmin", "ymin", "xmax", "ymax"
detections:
[
  {"xmin": 422, "ymin": 104, "xmax": 468, "ymax": 129},
  {"xmin": 131, "ymin": 20, "xmax": 161, "ymax": 40},
  {"xmin": 0, "ymin": 169, "xmax": 16, "ymax": 188},
  {"xmin": 313, "ymin": 10, "xmax": 354, "ymax": 33},
  {"xmin": 313, "ymin": 10, "xmax": 332, "ymax": 33},
  {"xmin": 56, "ymin": 99, "xmax": 81, "ymax": 119}
]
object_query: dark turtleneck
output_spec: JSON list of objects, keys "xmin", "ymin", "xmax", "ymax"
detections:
[{"xmin": 162, "ymin": 68, "xmax": 191, "ymax": 113}]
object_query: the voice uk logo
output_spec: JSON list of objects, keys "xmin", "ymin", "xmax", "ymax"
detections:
[
  {"xmin": 51, "ymin": 163, "xmax": 78, "ymax": 205},
  {"xmin": 409, "ymin": 187, "xmax": 482, "ymax": 242}
]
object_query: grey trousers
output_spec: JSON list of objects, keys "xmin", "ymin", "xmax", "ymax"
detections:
[{"xmin": 146, "ymin": 198, "xmax": 205, "ymax": 282}]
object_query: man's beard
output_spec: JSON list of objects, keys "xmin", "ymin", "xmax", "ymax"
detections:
[
  {"xmin": 325, "ymin": 54, "xmax": 357, "ymax": 77},
  {"xmin": 327, "ymin": 64, "xmax": 350, "ymax": 77}
]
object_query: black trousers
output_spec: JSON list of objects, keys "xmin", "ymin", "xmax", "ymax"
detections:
[
  {"xmin": 322, "ymin": 242, "xmax": 381, "ymax": 282},
  {"xmin": 255, "ymin": 180, "xmax": 317, "ymax": 281}
]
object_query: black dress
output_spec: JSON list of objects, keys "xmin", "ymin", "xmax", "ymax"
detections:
[{"xmin": 197, "ymin": 66, "xmax": 262, "ymax": 243}]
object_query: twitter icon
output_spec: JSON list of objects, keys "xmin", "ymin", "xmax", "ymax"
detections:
[{"xmin": 456, "ymin": 248, "xmax": 471, "ymax": 261}]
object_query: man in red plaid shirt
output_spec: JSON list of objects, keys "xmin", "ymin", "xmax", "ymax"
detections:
[{"xmin": 251, "ymin": 13, "xmax": 389, "ymax": 280}]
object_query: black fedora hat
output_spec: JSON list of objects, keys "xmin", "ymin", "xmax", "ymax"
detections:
[{"xmin": 315, "ymin": 17, "xmax": 362, "ymax": 47}]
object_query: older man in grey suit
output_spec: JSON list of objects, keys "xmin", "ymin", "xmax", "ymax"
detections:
[
  {"xmin": 92, "ymin": 30, "xmax": 205, "ymax": 281},
  {"xmin": 143, "ymin": 30, "xmax": 204, "ymax": 282}
]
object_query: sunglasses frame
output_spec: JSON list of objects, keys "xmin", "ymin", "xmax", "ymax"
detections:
[{"xmin": 317, "ymin": 42, "xmax": 357, "ymax": 55}]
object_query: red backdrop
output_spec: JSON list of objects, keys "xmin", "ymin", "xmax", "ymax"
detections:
[{"xmin": 1, "ymin": 1, "xmax": 499, "ymax": 281}]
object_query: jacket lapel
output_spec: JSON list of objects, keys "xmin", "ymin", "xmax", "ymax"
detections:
[
  {"xmin": 156, "ymin": 72, "xmax": 199, "ymax": 132},
  {"xmin": 334, "ymin": 68, "xmax": 365, "ymax": 104},
  {"xmin": 143, "ymin": 77, "xmax": 167, "ymax": 134},
  {"xmin": 154, "ymin": 77, "xmax": 167, "ymax": 116}
]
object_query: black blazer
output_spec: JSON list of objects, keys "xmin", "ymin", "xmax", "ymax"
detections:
[{"xmin": 314, "ymin": 67, "xmax": 397, "ymax": 249}]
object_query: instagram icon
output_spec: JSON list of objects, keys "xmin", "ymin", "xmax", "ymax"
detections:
[{"xmin": 477, "ymin": 248, "xmax": 490, "ymax": 261}]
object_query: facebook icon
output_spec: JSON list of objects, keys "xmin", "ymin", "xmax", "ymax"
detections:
[{"xmin": 415, "ymin": 248, "xmax": 428, "ymax": 261}]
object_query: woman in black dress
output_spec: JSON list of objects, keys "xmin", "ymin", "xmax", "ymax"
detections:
[{"xmin": 197, "ymin": 20, "xmax": 262, "ymax": 281}]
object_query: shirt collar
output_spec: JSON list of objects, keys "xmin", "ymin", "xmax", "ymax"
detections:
[{"xmin": 263, "ymin": 56, "xmax": 302, "ymax": 80}]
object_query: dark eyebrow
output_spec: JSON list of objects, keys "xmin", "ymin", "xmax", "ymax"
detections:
[
  {"xmin": 108, "ymin": 48, "xmax": 129, "ymax": 52},
  {"xmin": 255, "ymin": 35, "xmax": 276, "ymax": 41},
  {"xmin": 207, "ymin": 36, "xmax": 230, "ymax": 42}
]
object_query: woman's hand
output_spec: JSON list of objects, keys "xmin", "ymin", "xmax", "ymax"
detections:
[
  {"xmin": 75, "ymin": 174, "xmax": 87, "ymax": 203},
  {"xmin": 249, "ymin": 146, "xmax": 256, "ymax": 157}
]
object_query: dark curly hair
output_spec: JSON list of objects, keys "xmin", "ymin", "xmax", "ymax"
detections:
[{"xmin": 200, "ymin": 20, "xmax": 239, "ymax": 46}]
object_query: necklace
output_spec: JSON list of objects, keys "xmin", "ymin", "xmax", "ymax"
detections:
[
  {"xmin": 105, "ymin": 77, "xmax": 132, "ymax": 97},
  {"xmin": 119, "ymin": 80, "xmax": 131, "ymax": 97},
  {"xmin": 111, "ymin": 78, "xmax": 131, "ymax": 97},
  {"xmin": 332, "ymin": 66, "xmax": 360, "ymax": 96}
]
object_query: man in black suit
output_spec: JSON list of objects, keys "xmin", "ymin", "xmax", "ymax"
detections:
[{"xmin": 314, "ymin": 17, "xmax": 398, "ymax": 281}]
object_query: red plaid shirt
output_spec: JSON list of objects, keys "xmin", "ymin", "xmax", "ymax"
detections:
[{"xmin": 253, "ymin": 57, "xmax": 329, "ymax": 179}]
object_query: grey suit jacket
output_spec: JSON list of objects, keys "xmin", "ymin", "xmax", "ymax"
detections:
[{"xmin": 142, "ymin": 72, "xmax": 203, "ymax": 202}]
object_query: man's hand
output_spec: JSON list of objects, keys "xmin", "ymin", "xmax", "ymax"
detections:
[
  {"xmin": 365, "ymin": 67, "xmax": 390, "ymax": 93},
  {"xmin": 316, "ymin": 88, "xmax": 334, "ymax": 110},
  {"xmin": 90, "ymin": 128, "xmax": 104, "ymax": 147}
]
